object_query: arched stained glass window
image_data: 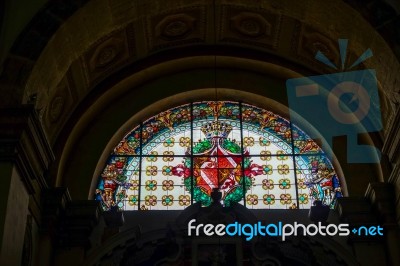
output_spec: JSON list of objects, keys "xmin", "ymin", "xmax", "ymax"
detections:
[{"xmin": 95, "ymin": 101, "xmax": 342, "ymax": 211}]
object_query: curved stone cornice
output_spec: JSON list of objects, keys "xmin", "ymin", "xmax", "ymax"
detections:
[{"xmin": 0, "ymin": 0, "xmax": 398, "ymax": 140}]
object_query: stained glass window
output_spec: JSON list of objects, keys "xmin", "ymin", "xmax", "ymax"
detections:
[{"xmin": 95, "ymin": 101, "xmax": 342, "ymax": 211}]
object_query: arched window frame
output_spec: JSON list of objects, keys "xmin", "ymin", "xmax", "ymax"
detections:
[{"xmin": 95, "ymin": 101, "xmax": 342, "ymax": 211}]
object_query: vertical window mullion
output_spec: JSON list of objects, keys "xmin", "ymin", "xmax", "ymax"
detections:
[
  {"xmin": 239, "ymin": 102, "xmax": 246, "ymax": 207},
  {"xmin": 190, "ymin": 103, "xmax": 194, "ymax": 205},
  {"xmin": 138, "ymin": 122, "xmax": 143, "ymax": 211},
  {"xmin": 289, "ymin": 122, "xmax": 300, "ymax": 209}
]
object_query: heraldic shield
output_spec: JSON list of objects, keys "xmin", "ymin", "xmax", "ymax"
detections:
[{"xmin": 172, "ymin": 119, "xmax": 264, "ymax": 207}]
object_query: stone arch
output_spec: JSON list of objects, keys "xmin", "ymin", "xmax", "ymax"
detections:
[
  {"xmin": 50, "ymin": 55, "xmax": 383, "ymax": 201},
  {"xmin": 1, "ymin": 0, "xmax": 398, "ymax": 130},
  {"xmin": 1, "ymin": 1, "xmax": 400, "ymax": 265},
  {"xmin": 0, "ymin": 1, "xmax": 396, "ymax": 198}
]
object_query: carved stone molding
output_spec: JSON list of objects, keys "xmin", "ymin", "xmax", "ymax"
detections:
[
  {"xmin": 220, "ymin": 6, "xmax": 282, "ymax": 49},
  {"xmin": 41, "ymin": 78, "xmax": 78, "ymax": 143},
  {"xmin": 89, "ymin": 39, "xmax": 124, "ymax": 70},
  {"xmin": 83, "ymin": 27, "xmax": 135, "ymax": 87},
  {"xmin": 0, "ymin": 105, "xmax": 54, "ymax": 194},
  {"xmin": 41, "ymin": 189, "xmax": 103, "ymax": 248},
  {"xmin": 336, "ymin": 197, "xmax": 377, "ymax": 224},
  {"xmin": 365, "ymin": 182, "xmax": 397, "ymax": 225},
  {"xmin": 383, "ymin": 107, "xmax": 400, "ymax": 163},
  {"xmin": 365, "ymin": 182, "xmax": 400, "ymax": 266},
  {"xmin": 231, "ymin": 12, "xmax": 272, "ymax": 38},
  {"xmin": 3, "ymin": 0, "xmax": 396, "ymax": 147},
  {"xmin": 41, "ymin": 187, "xmax": 71, "ymax": 234},
  {"xmin": 48, "ymin": 96, "xmax": 64, "ymax": 123},
  {"xmin": 335, "ymin": 197, "xmax": 385, "ymax": 243},
  {"xmin": 387, "ymin": 164, "xmax": 400, "ymax": 225},
  {"xmin": 383, "ymin": 107, "xmax": 400, "ymax": 225},
  {"xmin": 103, "ymin": 209, "xmax": 125, "ymax": 228},
  {"xmin": 147, "ymin": 6, "xmax": 206, "ymax": 52},
  {"xmin": 291, "ymin": 23, "xmax": 341, "ymax": 73},
  {"xmin": 58, "ymin": 200, "xmax": 102, "ymax": 248},
  {"xmin": 155, "ymin": 13, "xmax": 196, "ymax": 40},
  {"xmin": 21, "ymin": 215, "xmax": 33, "ymax": 266}
]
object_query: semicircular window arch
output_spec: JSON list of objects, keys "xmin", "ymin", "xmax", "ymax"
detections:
[{"xmin": 95, "ymin": 101, "xmax": 342, "ymax": 211}]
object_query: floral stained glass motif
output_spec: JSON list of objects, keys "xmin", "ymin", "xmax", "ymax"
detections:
[{"xmin": 95, "ymin": 101, "xmax": 342, "ymax": 211}]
